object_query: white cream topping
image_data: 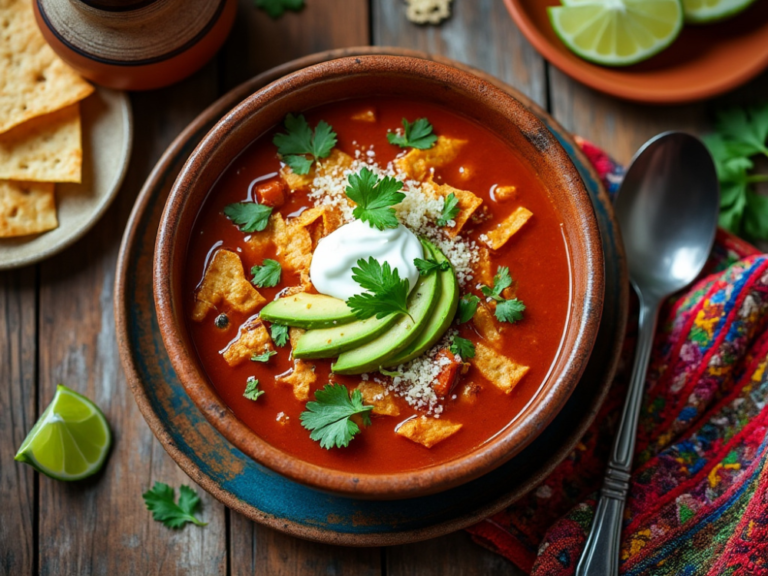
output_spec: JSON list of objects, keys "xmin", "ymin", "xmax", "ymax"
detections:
[{"xmin": 309, "ymin": 219, "xmax": 423, "ymax": 301}]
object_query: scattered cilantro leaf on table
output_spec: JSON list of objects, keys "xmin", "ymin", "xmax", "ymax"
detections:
[
  {"xmin": 436, "ymin": 192, "xmax": 460, "ymax": 227},
  {"xmin": 255, "ymin": 0, "xmax": 304, "ymax": 18},
  {"xmin": 300, "ymin": 384, "xmax": 373, "ymax": 449},
  {"xmin": 243, "ymin": 377, "xmax": 265, "ymax": 401},
  {"xmin": 223, "ymin": 202, "xmax": 272, "ymax": 233},
  {"xmin": 456, "ymin": 294, "xmax": 480, "ymax": 324},
  {"xmin": 273, "ymin": 113, "xmax": 337, "ymax": 175},
  {"xmin": 270, "ymin": 324, "xmax": 290, "ymax": 347},
  {"xmin": 251, "ymin": 259, "xmax": 282, "ymax": 288},
  {"xmin": 414, "ymin": 257, "xmax": 450, "ymax": 276},
  {"xmin": 251, "ymin": 350, "xmax": 276, "ymax": 363},
  {"xmin": 142, "ymin": 482, "xmax": 207, "ymax": 529},
  {"xmin": 345, "ymin": 167, "xmax": 405, "ymax": 230},
  {"xmin": 346, "ymin": 257, "xmax": 412, "ymax": 321},
  {"xmin": 450, "ymin": 336, "xmax": 475, "ymax": 360},
  {"xmin": 387, "ymin": 118, "xmax": 438, "ymax": 150},
  {"xmin": 480, "ymin": 266, "xmax": 525, "ymax": 324}
]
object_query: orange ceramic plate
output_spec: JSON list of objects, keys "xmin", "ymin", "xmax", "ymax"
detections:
[{"xmin": 505, "ymin": 0, "xmax": 768, "ymax": 104}]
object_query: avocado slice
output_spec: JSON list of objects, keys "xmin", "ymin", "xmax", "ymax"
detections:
[
  {"xmin": 385, "ymin": 241, "xmax": 459, "ymax": 367},
  {"xmin": 332, "ymin": 257, "xmax": 441, "ymax": 375},
  {"xmin": 292, "ymin": 312, "xmax": 398, "ymax": 359},
  {"xmin": 260, "ymin": 293, "xmax": 357, "ymax": 330}
]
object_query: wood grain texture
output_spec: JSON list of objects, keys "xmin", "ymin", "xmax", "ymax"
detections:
[
  {"xmin": 0, "ymin": 267, "xmax": 36, "ymax": 576},
  {"xmin": 36, "ymin": 62, "xmax": 227, "ymax": 576}
]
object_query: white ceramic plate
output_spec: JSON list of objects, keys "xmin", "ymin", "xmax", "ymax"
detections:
[{"xmin": 0, "ymin": 87, "xmax": 132, "ymax": 270}]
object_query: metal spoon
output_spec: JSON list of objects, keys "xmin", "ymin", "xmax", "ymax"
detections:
[{"xmin": 576, "ymin": 132, "xmax": 720, "ymax": 576}]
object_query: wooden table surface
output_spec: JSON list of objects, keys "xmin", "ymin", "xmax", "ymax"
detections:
[{"xmin": 2, "ymin": 1, "xmax": 767, "ymax": 574}]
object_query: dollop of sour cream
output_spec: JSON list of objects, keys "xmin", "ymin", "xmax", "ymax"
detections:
[{"xmin": 310, "ymin": 219, "xmax": 423, "ymax": 301}]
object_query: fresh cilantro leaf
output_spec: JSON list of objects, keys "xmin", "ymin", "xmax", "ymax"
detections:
[
  {"xmin": 273, "ymin": 114, "xmax": 337, "ymax": 175},
  {"xmin": 480, "ymin": 266, "xmax": 513, "ymax": 301},
  {"xmin": 142, "ymin": 482, "xmax": 207, "ymax": 529},
  {"xmin": 437, "ymin": 192, "xmax": 460, "ymax": 227},
  {"xmin": 449, "ymin": 336, "xmax": 475, "ymax": 360},
  {"xmin": 456, "ymin": 294, "xmax": 480, "ymax": 324},
  {"xmin": 255, "ymin": 0, "xmax": 304, "ymax": 18},
  {"xmin": 243, "ymin": 377, "xmax": 265, "ymax": 401},
  {"xmin": 743, "ymin": 190, "xmax": 768, "ymax": 241},
  {"xmin": 414, "ymin": 257, "xmax": 450, "ymax": 276},
  {"xmin": 716, "ymin": 105, "xmax": 768, "ymax": 158},
  {"xmin": 379, "ymin": 368, "xmax": 402, "ymax": 377},
  {"xmin": 387, "ymin": 118, "xmax": 438, "ymax": 150},
  {"xmin": 223, "ymin": 202, "xmax": 273, "ymax": 233},
  {"xmin": 251, "ymin": 259, "xmax": 282, "ymax": 288},
  {"xmin": 299, "ymin": 384, "xmax": 373, "ymax": 449},
  {"xmin": 346, "ymin": 257, "xmax": 412, "ymax": 321},
  {"xmin": 345, "ymin": 168, "xmax": 405, "ymax": 230},
  {"xmin": 251, "ymin": 350, "xmax": 276, "ymax": 363},
  {"xmin": 271, "ymin": 324, "xmax": 289, "ymax": 347},
  {"xmin": 496, "ymin": 299, "xmax": 526, "ymax": 324}
]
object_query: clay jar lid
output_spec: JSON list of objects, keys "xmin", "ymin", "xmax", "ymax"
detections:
[{"xmin": 35, "ymin": 0, "xmax": 236, "ymax": 90}]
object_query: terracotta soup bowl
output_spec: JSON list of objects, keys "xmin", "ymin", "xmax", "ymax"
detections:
[{"xmin": 154, "ymin": 55, "xmax": 604, "ymax": 499}]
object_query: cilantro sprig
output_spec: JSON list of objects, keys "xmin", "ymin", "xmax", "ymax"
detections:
[
  {"xmin": 255, "ymin": 0, "xmax": 304, "ymax": 18},
  {"xmin": 271, "ymin": 324, "xmax": 289, "ymax": 347},
  {"xmin": 387, "ymin": 118, "xmax": 438, "ymax": 150},
  {"xmin": 703, "ymin": 103, "xmax": 768, "ymax": 241},
  {"xmin": 345, "ymin": 167, "xmax": 405, "ymax": 230},
  {"xmin": 223, "ymin": 201, "xmax": 272, "ymax": 233},
  {"xmin": 300, "ymin": 384, "xmax": 373, "ymax": 449},
  {"xmin": 273, "ymin": 113, "xmax": 337, "ymax": 175},
  {"xmin": 244, "ymin": 377, "xmax": 265, "ymax": 401},
  {"xmin": 437, "ymin": 192, "xmax": 460, "ymax": 227},
  {"xmin": 346, "ymin": 257, "xmax": 412, "ymax": 321},
  {"xmin": 480, "ymin": 266, "xmax": 526, "ymax": 324},
  {"xmin": 251, "ymin": 259, "xmax": 282, "ymax": 288},
  {"xmin": 456, "ymin": 294, "xmax": 480, "ymax": 324},
  {"xmin": 142, "ymin": 482, "xmax": 207, "ymax": 529},
  {"xmin": 251, "ymin": 350, "xmax": 276, "ymax": 363},
  {"xmin": 414, "ymin": 257, "xmax": 450, "ymax": 276},
  {"xmin": 450, "ymin": 336, "xmax": 475, "ymax": 360}
]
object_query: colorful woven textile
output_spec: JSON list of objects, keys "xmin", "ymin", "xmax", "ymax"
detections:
[{"xmin": 467, "ymin": 138, "xmax": 768, "ymax": 575}]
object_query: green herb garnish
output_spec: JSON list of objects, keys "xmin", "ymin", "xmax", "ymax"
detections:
[
  {"xmin": 142, "ymin": 482, "xmax": 207, "ymax": 529},
  {"xmin": 270, "ymin": 324, "xmax": 290, "ymax": 347},
  {"xmin": 387, "ymin": 118, "xmax": 438, "ymax": 150},
  {"xmin": 456, "ymin": 294, "xmax": 480, "ymax": 324},
  {"xmin": 243, "ymin": 377, "xmax": 265, "ymax": 401},
  {"xmin": 703, "ymin": 103, "xmax": 768, "ymax": 241},
  {"xmin": 437, "ymin": 192, "xmax": 460, "ymax": 227},
  {"xmin": 299, "ymin": 384, "xmax": 373, "ymax": 449},
  {"xmin": 379, "ymin": 368, "xmax": 402, "ymax": 378},
  {"xmin": 449, "ymin": 336, "xmax": 475, "ymax": 360},
  {"xmin": 273, "ymin": 113, "xmax": 337, "ymax": 175},
  {"xmin": 480, "ymin": 266, "xmax": 526, "ymax": 324},
  {"xmin": 255, "ymin": 0, "xmax": 304, "ymax": 18},
  {"xmin": 251, "ymin": 350, "xmax": 276, "ymax": 363},
  {"xmin": 346, "ymin": 257, "xmax": 412, "ymax": 321},
  {"xmin": 251, "ymin": 259, "xmax": 282, "ymax": 288},
  {"xmin": 345, "ymin": 167, "xmax": 405, "ymax": 230},
  {"xmin": 414, "ymin": 257, "xmax": 450, "ymax": 276},
  {"xmin": 223, "ymin": 202, "xmax": 272, "ymax": 233}
]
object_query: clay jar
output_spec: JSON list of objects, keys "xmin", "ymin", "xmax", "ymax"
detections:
[{"xmin": 34, "ymin": 0, "xmax": 237, "ymax": 90}]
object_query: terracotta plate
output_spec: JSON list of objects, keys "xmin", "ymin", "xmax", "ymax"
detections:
[
  {"xmin": 505, "ymin": 0, "xmax": 768, "ymax": 104},
  {"xmin": 115, "ymin": 47, "xmax": 628, "ymax": 545},
  {"xmin": 0, "ymin": 87, "xmax": 132, "ymax": 270}
]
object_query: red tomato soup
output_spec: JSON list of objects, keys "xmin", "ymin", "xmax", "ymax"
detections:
[{"xmin": 184, "ymin": 97, "xmax": 571, "ymax": 475}]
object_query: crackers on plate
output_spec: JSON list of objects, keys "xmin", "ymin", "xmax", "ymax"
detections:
[{"xmin": 0, "ymin": 0, "xmax": 94, "ymax": 238}]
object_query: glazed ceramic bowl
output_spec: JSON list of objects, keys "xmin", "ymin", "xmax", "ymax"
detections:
[{"xmin": 154, "ymin": 55, "xmax": 604, "ymax": 499}]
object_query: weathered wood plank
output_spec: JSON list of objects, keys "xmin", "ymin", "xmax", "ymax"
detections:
[
  {"xmin": 0, "ymin": 267, "xmax": 36, "ymax": 576},
  {"xmin": 36, "ymin": 61, "xmax": 228, "ymax": 576}
]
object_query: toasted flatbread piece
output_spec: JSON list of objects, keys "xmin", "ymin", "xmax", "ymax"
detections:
[
  {"xmin": 483, "ymin": 206, "xmax": 533, "ymax": 250},
  {"xmin": 192, "ymin": 249, "xmax": 266, "ymax": 322},
  {"xmin": 0, "ymin": 0, "xmax": 94, "ymax": 135},
  {"xmin": 277, "ymin": 360, "xmax": 316, "ymax": 401},
  {"xmin": 396, "ymin": 416, "xmax": 462, "ymax": 448},
  {"xmin": 0, "ymin": 104, "xmax": 82, "ymax": 182},
  {"xmin": 357, "ymin": 381, "xmax": 399, "ymax": 416},
  {"xmin": 0, "ymin": 180, "xmax": 56, "ymax": 237},
  {"xmin": 280, "ymin": 148, "xmax": 354, "ymax": 192},
  {"xmin": 222, "ymin": 319, "xmax": 274, "ymax": 367},
  {"xmin": 423, "ymin": 179, "xmax": 482, "ymax": 237},
  {"xmin": 394, "ymin": 136, "xmax": 466, "ymax": 181},
  {"xmin": 472, "ymin": 341, "xmax": 529, "ymax": 394}
]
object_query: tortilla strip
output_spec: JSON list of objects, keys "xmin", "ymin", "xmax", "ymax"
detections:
[
  {"xmin": 357, "ymin": 381, "xmax": 399, "ymax": 416},
  {"xmin": 423, "ymin": 179, "xmax": 483, "ymax": 237},
  {"xmin": 472, "ymin": 305, "xmax": 503, "ymax": 347},
  {"xmin": 394, "ymin": 136, "xmax": 466, "ymax": 181},
  {"xmin": 472, "ymin": 341, "xmax": 529, "ymax": 394},
  {"xmin": 277, "ymin": 360, "xmax": 316, "ymax": 401},
  {"xmin": 222, "ymin": 319, "xmax": 274, "ymax": 367},
  {"xmin": 280, "ymin": 148, "xmax": 354, "ymax": 192},
  {"xmin": 396, "ymin": 416, "xmax": 462, "ymax": 448},
  {"xmin": 0, "ymin": 180, "xmax": 56, "ymax": 237},
  {"xmin": 483, "ymin": 206, "xmax": 533, "ymax": 250},
  {"xmin": 192, "ymin": 249, "xmax": 266, "ymax": 322}
]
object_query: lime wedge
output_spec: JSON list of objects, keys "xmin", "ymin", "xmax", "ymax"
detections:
[
  {"xmin": 15, "ymin": 385, "xmax": 112, "ymax": 481},
  {"xmin": 681, "ymin": 0, "xmax": 756, "ymax": 23},
  {"xmin": 548, "ymin": 0, "xmax": 684, "ymax": 66}
]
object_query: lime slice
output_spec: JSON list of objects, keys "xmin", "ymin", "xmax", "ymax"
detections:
[
  {"xmin": 681, "ymin": 0, "xmax": 756, "ymax": 23},
  {"xmin": 15, "ymin": 385, "xmax": 112, "ymax": 481},
  {"xmin": 548, "ymin": 0, "xmax": 684, "ymax": 66}
]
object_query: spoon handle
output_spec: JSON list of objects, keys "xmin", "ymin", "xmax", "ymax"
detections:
[{"xmin": 576, "ymin": 297, "xmax": 659, "ymax": 576}]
